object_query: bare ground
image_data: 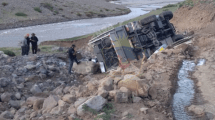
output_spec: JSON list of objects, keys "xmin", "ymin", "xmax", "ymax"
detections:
[{"xmin": 0, "ymin": 0, "xmax": 130, "ymax": 30}]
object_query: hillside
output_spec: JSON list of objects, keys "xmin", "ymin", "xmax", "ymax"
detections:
[{"xmin": 0, "ymin": 0, "xmax": 130, "ymax": 30}]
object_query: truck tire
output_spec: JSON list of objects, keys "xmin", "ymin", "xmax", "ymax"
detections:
[
  {"xmin": 159, "ymin": 11, "xmax": 173, "ymax": 20},
  {"xmin": 140, "ymin": 15, "xmax": 157, "ymax": 25},
  {"xmin": 172, "ymin": 34, "xmax": 184, "ymax": 41}
]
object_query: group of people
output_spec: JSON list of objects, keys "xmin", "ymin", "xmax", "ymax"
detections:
[{"xmin": 21, "ymin": 33, "xmax": 39, "ymax": 55}]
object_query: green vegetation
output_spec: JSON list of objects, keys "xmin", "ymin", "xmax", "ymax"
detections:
[
  {"xmin": 41, "ymin": 2, "xmax": 53, "ymax": 11},
  {"xmin": 95, "ymin": 103, "xmax": 115, "ymax": 120},
  {"xmin": 178, "ymin": 0, "xmax": 194, "ymax": 7},
  {"xmin": 34, "ymin": 7, "xmax": 42, "ymax": 13},
  {"xmin": 82, "ymin": 103, "xmax": 114, "ymax": 120},
  {"xmin": 0, "ymin": 48, "xmax": 20, "ymax": 56},
  {"xmin": 85, "ymin": 11, "xmax": 95, "ymax": 17},
  {"xmin": 15, "ymin": 12, "xmax": 28, "ymax": 17},
  {"xmin": 126, "ymin": 113, "xmax": 134, "ymax": 119},
  {"xmin": 104, "ymin": 8, "xmax": 109, "ymax": 11},
  {"xmin": 77, "ymin": 12, "xmax": 82, "ymax": 16},
  {"xmin": 53, "ymin": 10, "xmax": 59, "ymax": 15},
  {"xmin": 74, "ymin": 118, "xmax": 82, "ymax": 120},
  {"xmin": 2, "ymin": 2, "xmax": 8, "ymax": 6},
  {"xmin": 57, "ymin": 3, "xmax": 179, "ymax": 42},
  {"xmin": 163, "ymin": 4, "xmax": 177, "ymax": 8},
  {"xmin": 82, "ymin": 104, "xmax": 98, "ymax": 115}
]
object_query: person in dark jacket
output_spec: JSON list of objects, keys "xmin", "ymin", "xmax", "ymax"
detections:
[
  {"xmin": 26, "ymin": 34, "xmax": 30, "ymax": 55},
  {"xmin": 30, "ymin": 33, "xmax": 38, "ymax": 54},
  {"xmin": 68, "ymin": 44, "xmax": 80, "ymax": 74}
]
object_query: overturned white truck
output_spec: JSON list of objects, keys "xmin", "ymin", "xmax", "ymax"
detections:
[{"xmin": 89, "ymin": 11, "xmax": 189, "ymax": 72}]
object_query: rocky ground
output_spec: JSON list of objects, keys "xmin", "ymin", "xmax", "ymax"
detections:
[
  {"xmin": 1, "ymin": 0, "xmax": 215, "ymax": 120},
  {"xmin": 0, "ymin": 0, "xmax": 130, "ymax": 30}
]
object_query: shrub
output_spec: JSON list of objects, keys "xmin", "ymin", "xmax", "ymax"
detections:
[
  {"xmin": 85, "ymin": 11, "xmax": 94, "ymax": 17},
  {"xmin": 162, "ymin": 4, "xmax": 177, "ymax": 8},
  {"xmin": 2, "ymin": 50, "xmax": 15, "ymax": 56},
  {"xmin": 41, "ymin": 3, "xmax": 53, "ymax": 11},
  {"xmin": 15, "ymin": 12, "xmax": 28, "ymax": 17},
  {"xmin": 53, "ymin": 10, "xmax": 59, "ymax": 15},
  {"xmin": 34, "ymin": 7, "xmax": 42, "ymax": 13},
  {"xmin": 104, "ymin": 8, "xmax": 109, "ymax": 11},
  {"xmin": 77, "ymin": 12, "xmax": 82, "ymax": 16},
  {"xmin": 2, "ymin": 2, "xmax": 8, "ymax": 6}
]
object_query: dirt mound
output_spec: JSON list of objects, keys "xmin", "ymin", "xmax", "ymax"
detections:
[{"xmin": 171, "ymin": 3, "xmax": 215, "ymax": 33}]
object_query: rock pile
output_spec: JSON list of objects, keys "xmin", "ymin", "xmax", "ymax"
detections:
[{"xmin": 0, "ymin": 43, "xmax": 193, "ymax": 120}]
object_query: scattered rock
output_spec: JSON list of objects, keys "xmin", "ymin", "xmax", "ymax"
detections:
[
  {"xmin": 139, "ymin": 107, "xmax": 148, "ymax": 114},
  {"xmin": 42, "ymin": 95, "xmax": 60, "ymax": 113},
  {"xmin": 100, "ymin": 78, "xmax": 114, "ymax": 91},
  {"xmin": 118, "ymin": 74, "xmax": 149, "ymax": 97},
  {"xmin": 115, "ymin": 91, "xmax": 128, "ymax": 103},
  {"xmin": 0, "ymin": 78, "xmax": 10, "ymax": 87},
  {"xmin": 1, "ymin": 92, "xmax": 12, "ymax": 102},
  {"xmin": 62, "ymin": 94, "xmax": 76, "ymax": 104},
  {"xmin": 9, "ymin": 100, "xmax": 20, "ymax": 109},
  {"xmin": 132, "ymin": 97, "xmax": 142, "ymax": 103},
  {"xmin": 77, "ymin": 96, "xmax": 107, "ymax": 116},
  {"xmin": 68, "ymin": 105, "xmax": 76, "ymax": 114},
  {"xmin": 30, "ymin": 84, "xmax": 42, "ymax": 94},
  {"xmin": 0, "ymin": 111, "xmax": 14, "ymax": 119},
  {"xmin": 188, "ymin": 105, "xmax": 205, "ymax": 117},
  {"xmin": 15, "ymin": 92, "xmax": 21, "ymax": 100},
  {"xmin": 148, "ymin": 86, "xmax": 157, "ymax": 100},
  {"xmin": 74, "ymin": 97, "xmax": 88, "ymax": 108},
  {"xmin": 24, "ymin": 64, "xmax": 36, "ymax": 70},
  {"xmin": 30, "ymin": 111, "xmax": 38, "ymax": 119},
  {"xmin": 33, "ymin": 99, "xmax": 45, "ymax": 111}
]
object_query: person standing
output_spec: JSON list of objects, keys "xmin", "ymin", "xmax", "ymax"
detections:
[
  {"xmin": 21, "ymin": 34, "xmax": 29, "ymax": 56},
  {"xmin": 26, "ymin": 34, "xmax": 30, "ymax": 55},
  {"xmin": 30, "ymin": 33, "xmax": 38, "ymax": 54},
  {"xmin": 68, "ymin": 44, "xmax": 80, "ymax": 74}
]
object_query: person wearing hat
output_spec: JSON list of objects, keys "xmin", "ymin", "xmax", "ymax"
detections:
[
  {"xmin": 21, "ymin": 34, "xmax": 30, "ymax": 56},
  {"xmin": 68, "ymin": 44, "xmax": 80, "ymax": 74},
  {"xmin": 30, "ymin": 33, "xmax": 39, "ymax": 54}
]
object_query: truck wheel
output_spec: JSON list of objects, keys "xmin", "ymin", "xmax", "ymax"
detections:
[
  {"xmin": 172, "ymin": 34, "xmax": 184, "ymax": 41},
  {"xmin": 159, "ymin": 11, "xmax": 173, "ymax": 20},
  {"xmin": 140, "ymin": 15, "xmax": 157, "ymax": 25}
]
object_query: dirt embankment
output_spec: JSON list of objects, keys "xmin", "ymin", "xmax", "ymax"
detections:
[
  {"xmin": 171, "ymin": 1, "xmax": 215, "ymax": 119},
  {"xmin": 0, "ymin": 0, "xmax": 130, "ymax": 30}
]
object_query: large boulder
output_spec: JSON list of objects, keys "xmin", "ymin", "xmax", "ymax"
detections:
[
  {"xmin": 42, "ymin": 95, "xmax": 60, "ymax": 113},
  {"xmin": 73, "ymin": 61, "xmax": 95, "ymax": 75},
  {"xmin": 118, "ymin": 74, "xmax": 149, "ymax": 97},
  {"xmin": 77, "ymin": 96, "xmax": 107, "ymax": 116}
]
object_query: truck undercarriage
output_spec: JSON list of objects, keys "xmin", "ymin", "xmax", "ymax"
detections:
[{"xmin": 89, "ymin": 11, "xmax": 188, "ymax": 72}]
